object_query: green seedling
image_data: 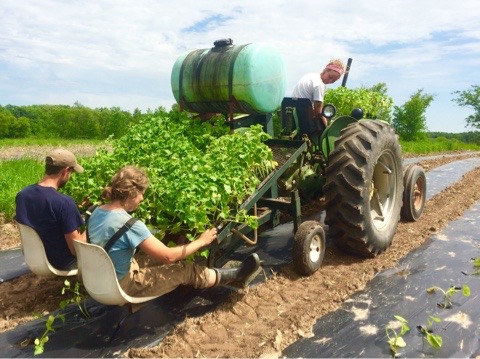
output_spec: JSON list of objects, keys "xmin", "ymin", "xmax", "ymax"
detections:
[
  {"xmin": 33, "ymin": 313, "xmax": 65, "ymax": 355},
  {"xmin": 60, "ymin": 280, "xmax": 90, "ymax": 319},
  {"xmin": 386, "ymin": 315, "xmax": 410, "ymax": 357},
  {"xmin": 472, "ymin": 257, "xmax": 480, "ymax": 275},
  {"xmin": 417, "ymin": 315, "xmax": 443, "ymax": 349},
  {"xmin": 426, "ymin": 284, "xmax": 470, "ymax": 309},
  {"xmin": 32, "ymin": 280, "xmax": 90, "ymax": 355}
]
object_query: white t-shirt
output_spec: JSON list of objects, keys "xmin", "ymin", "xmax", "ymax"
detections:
[{"xmin": 292, "ymin": 73, "xmax": 326, "ymax": 103}]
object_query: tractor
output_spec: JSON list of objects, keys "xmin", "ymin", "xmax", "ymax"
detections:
[{"xmin": 170, "ymin": 38, "xmax": 427, "ymax": 276}]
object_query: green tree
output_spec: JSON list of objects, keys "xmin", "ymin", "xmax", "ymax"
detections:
[
  {"xmin": 392, "ymin": 89, "xmax": 434, "ymax": 141},
  {"xmin": 8, "ymin": 116, "xmax": 31, "ymax": 138},
  {"xmin": 452, "ymin": 85, "xmax": 480, "ymax": 129},
  {"xmin": 0, "ymin": 108, "xmax": 14, "ymax": 137}
]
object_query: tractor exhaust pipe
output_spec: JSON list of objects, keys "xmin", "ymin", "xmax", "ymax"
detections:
[{"xmin": 341, "ymin": 58, "xmax": 353, "ymax": 87}]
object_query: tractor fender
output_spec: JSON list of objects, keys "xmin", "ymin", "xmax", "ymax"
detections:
[{"xmin": 320, "ymin": 115, "xmax": 358, "ymax": 158}]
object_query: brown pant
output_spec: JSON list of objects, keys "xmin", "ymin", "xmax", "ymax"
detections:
[{"xmin": 118, "ymin": 258, "xmax": 212, "ymax": 298}]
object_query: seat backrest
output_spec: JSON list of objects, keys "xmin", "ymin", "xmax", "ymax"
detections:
[
  {"xmin": 73, "ymin": 240, "xmax": 130, "ymax": 306},
  {"xmin": 281, "ymin": 97, "xmax": 318, "ymax": 135},
  {"xmin": 17, "ymin": 223, "xmax": 77, "ymax": 277}
]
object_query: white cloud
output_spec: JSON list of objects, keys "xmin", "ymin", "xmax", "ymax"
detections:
[{"xmin": 1, "ymin": 0, "xmax": 479, "ymax": 132}]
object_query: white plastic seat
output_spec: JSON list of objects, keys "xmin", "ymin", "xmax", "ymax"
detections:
[
  {"xmin": 16, "ymin": 222, "xmax": 78, "ymax": 277},
  {"xmin": 73, "ymin": 239, "xmax": 161, "ymax": 306}
]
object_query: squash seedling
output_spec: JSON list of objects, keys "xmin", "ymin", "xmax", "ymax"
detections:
[
  {"xmin": 32, "ymin": 313, "xmax": 65, "ymax": 355},
  {"xmin": 472, "ymin": 257, "xmax": 480, "ymax": 275},
  {"xmin": 60, "ymin": 280, "xmax": 90, "ymax": 319},
  {"xmin": 416, "ymin": 315, "xmax": 443, "ymax": 349},
  {"xmin": 386, "ymin": 315, "xmax": 410, "ymax": 357},
  {"xmin": 426, "ymin": 284, "xmax": 470, "ymax": 309},
  {"xmin": 33, "ymin": 280, "xmax": 90, "ymax": 355}
]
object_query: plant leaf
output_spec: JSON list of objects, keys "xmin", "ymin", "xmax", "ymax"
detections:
[{"xmin": 426, "ymin": 333, "xmax": 443, "ymax": 349}]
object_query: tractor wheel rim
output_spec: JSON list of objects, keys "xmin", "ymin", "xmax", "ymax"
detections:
[
  {"xmin": 309, "ymin": 234, "xmax": 321, "ymax": 262},
  {"xmin": 413, "ymin": 177, "xmax": 425, "ymax": 209},
  {"xmin": 370, "ymin": 151, "xmax": 398, "ymax": 230}
]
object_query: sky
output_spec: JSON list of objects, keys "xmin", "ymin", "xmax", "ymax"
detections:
[{"xmin": 1, "ymin": 0, "xmax": 479, "ymax": 133}]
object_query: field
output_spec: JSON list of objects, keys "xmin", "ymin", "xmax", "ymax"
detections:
[{"xmin": 1, "ymin": 145, "xmax": 480, "ymax": 357}]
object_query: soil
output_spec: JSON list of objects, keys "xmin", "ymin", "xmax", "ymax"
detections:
[{"xmin": 1, "ymin": 148, "xmax": 480, "ymax": 358}]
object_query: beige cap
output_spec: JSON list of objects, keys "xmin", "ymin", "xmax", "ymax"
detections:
[{"xmin": 45, "ymin": 149, "xmax": 84, "ymax": 173}]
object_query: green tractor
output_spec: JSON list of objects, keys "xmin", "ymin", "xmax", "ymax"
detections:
[
  {"xmin": 278, "ymin": 99, "xmax": 425, "ymax": 261},
  {"xmin": 171, "ymin": 39, "xmax": 427, "ymax": 276}
]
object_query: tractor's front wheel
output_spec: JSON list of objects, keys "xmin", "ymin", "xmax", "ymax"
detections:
[
  {"xmin": 324, "ymin": 120, "xmax": 403, "ymax": 257},
  {"xmin": 401, "ymin": 164, "xmax": 426, "ymax": 222}
]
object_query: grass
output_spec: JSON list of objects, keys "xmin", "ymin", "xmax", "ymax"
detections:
[
  {"xmin": 0, "ymin": 138, "xmax": 103, "ymax": 148},
  {"xmin": 0, "ymin": 159, "xmax": 44, "ymax": 223},
  {"xmin": 401, "ymin": 137, "xmax": 480, "ymax": 154}
]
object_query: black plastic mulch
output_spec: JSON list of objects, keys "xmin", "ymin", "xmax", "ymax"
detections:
[{"xmin": 282, "ymin": 202, "xmax": 480, "ymax": 358}]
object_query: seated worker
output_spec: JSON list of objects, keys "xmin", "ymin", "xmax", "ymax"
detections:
[
  {"xmin": 292, "ymin": 59, "xmax": 345, "ymax": 128},
  {"xmin": 86, "ymin": 165, "xmax": 260, "ymax": 298},
  {"xmin": 15, "ymin": 149, "xmax": 86, "ymax": 270}
]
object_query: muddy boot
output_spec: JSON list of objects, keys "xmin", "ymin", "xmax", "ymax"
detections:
[{"xmin": 214, "ymin": 253, "xmax": 261, "ymax": 288}]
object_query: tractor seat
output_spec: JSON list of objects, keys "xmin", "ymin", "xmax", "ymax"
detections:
[
  {"xmin": 73, "ymin": 240, "xmax": 161, "ymax": 309},
  {"xmin": 281, "ymin": 97, "xmax": 325, "ymax": 137}
]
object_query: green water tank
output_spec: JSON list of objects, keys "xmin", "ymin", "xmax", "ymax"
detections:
[{"xmin": 171, "ymin": 39, "xmax": 287, "ymax": 115}]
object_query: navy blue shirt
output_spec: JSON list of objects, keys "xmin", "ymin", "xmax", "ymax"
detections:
[{"xmin": 15, "ymin": 184, "xmax": 85, "ymax": 270}]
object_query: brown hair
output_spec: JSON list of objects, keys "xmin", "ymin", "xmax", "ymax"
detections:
[
  {"xmin": 102, "ymin": 166, "xmax": 149, "ymax": 204},
  {"xmin": 45, "ymin": 164, "xmax": 65, "ymax": 175}
]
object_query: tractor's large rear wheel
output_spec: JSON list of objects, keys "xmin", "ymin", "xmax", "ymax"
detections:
[{"xmin": 324, "ymin": 120, "xmax": 403, "ymax": 257}]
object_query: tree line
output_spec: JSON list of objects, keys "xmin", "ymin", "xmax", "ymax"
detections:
[
  {"xmin": 0, "ymin": 102, "xmax": 164, "ymax": 139},
  {"xmin": 1, "ymin": 84, "xmax": 479, "ymax": 142}
]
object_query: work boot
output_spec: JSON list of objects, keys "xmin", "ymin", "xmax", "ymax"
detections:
[{"xmin": 214, "ymin": 253, "xmax": 261, "ymax": 288}]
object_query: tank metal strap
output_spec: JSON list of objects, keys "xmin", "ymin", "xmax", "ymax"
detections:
[
  {"xmin": 178, "ymin": 49, "xmax": 204, "ymax": 108},
  {"xmin": 226, "ymin": 44, "xmax": 249, "ymax": 120},
  {"xmin": 227, "ymin": 44, "xmax": 249, "ymax": 100}
]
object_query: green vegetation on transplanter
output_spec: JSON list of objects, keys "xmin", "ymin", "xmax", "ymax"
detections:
[{"xmin": 64, "ymin": 109, "xmax": 277, "ymax": 248}]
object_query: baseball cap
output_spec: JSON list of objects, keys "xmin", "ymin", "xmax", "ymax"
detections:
[{"xmin": 45, "ymin": 149, "xmax": 84, "ymax": 173}]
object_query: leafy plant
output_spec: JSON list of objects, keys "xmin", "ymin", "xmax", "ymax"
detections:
[
  {"xmin": 60, "ymin": 280, "xmax": 90, "ymax": 319},
  {"xmin": 324, "ymin": 85, "xmax": 394, "ymax": 121},
  {"xmin": 65, "ymin": 109, "xmax": 277, "ymax": 243},
  {"xmin": 426, "ymin": 284, "xmax": 471, "ymax": 309},
  {"xmin": 386, "ymin": 315, "xmax": 410, "ymax": 357},
  {"xmin": 33, "ymin": 280, "xmax": 90, "ymax": 355},
  {"xmin": 472, "ymin": 257, "xmax": 480, "ymax": 275},
  {"xmin": 416, "ymin": 316, "xmax": 443, "ymax": 349},
  {"xmin": 33, "ymin": 314, "xmax": 65, "ymax": 355}
]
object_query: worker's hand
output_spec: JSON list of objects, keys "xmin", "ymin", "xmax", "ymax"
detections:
[{"xmin": 198, "ymin": 227, "xmax": 218, "ymax": 246}]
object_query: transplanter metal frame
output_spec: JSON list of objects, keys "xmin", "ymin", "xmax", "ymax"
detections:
[{"xmin": 207, "ymin": 137, "xmax": 308, "ymax": 269}]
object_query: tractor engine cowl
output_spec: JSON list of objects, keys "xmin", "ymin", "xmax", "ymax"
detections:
[{"xmin": 171, "ymin": 39, "xmax": 287, "ymax": 116}]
